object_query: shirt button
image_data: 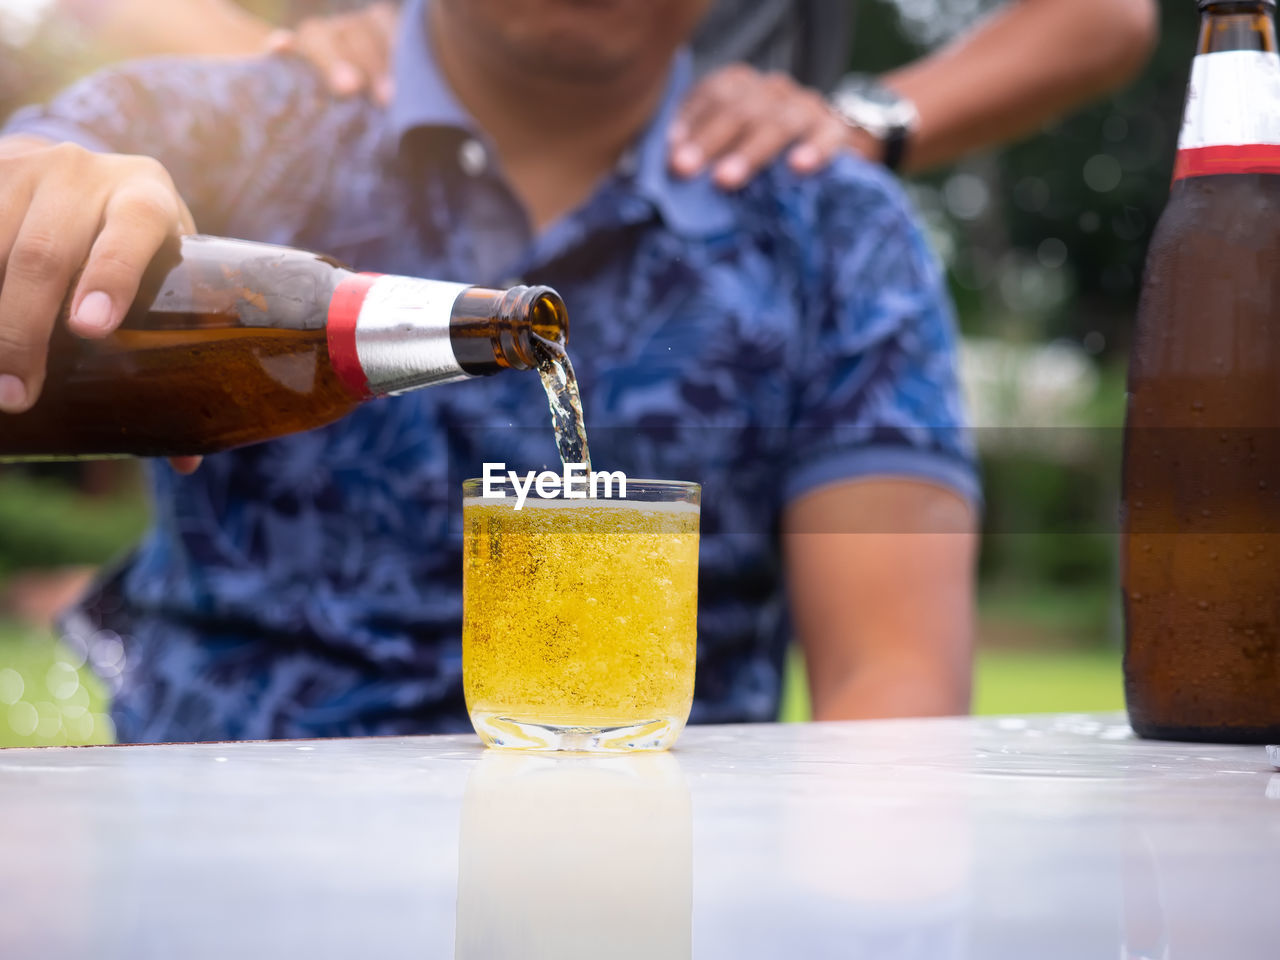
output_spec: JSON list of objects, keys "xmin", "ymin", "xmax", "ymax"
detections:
[
  {"xmin": 615, "ymin": 149, "xmax": 638, "ymax": 176},
  {"xmin": 458, "ymin": 138, "xmax": 487, "ymax": 176}
]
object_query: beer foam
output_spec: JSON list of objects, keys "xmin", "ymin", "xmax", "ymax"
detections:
[{"xmin": 463, "ymin": 495, "xmax": 699, "ymax": 515}]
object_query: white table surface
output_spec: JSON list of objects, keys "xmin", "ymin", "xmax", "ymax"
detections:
[{"xmin": 1, "ymin": 713, "xmax": 1277, "ymax": 959}]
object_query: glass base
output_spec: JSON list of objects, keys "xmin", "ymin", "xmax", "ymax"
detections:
[{"xmin": 469, "ymin": 711, "xmax": 685, "ymax": 752}]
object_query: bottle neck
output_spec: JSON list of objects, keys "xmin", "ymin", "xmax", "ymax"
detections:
[
  {"xmin": 324, "ymin": 274, "xmax": 568, "ymax": 398},
  {"xmin": 449, "ymin": 285, "xmax": 569, "ymax": 375},
  {"xmin": 1198, "ymin": 3, "xmax": 1277, "ymax": 54},
  {"xmin": 1175, "ymin": 3, "xmax": 1280, "ymax": 182}
]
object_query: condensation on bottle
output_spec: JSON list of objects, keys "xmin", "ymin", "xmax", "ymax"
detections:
[{"xmin": 1122, "ymin": 0, "xmax": 1280, "ymax": 743}]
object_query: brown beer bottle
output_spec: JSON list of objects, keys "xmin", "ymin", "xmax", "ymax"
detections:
[
  {"xmin": 0, "ymin": 235, "xmax": 567, "ymax": 458},
  {"xmin": 1123, "ymin": 0, "xmax": 1280, "ymax": 743}
]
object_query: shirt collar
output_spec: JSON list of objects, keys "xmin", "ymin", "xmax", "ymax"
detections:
[
  {"xmin": 628, "ymin": 50, "xmax": 736, "ymax": 238},
  {"xmin": 388, "ymin": 0, "xmax": 735, "ymax": 239},
  {"xmin": 387, "ymin": 0, "xmax": 470, "ymax": 140}
]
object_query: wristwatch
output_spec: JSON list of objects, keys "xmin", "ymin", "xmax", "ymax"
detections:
[{"xmin": 831, "ymin": 75, "xmax": 920, "ymax": 174}]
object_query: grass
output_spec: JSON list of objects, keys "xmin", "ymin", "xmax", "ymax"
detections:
[
  {"xmin": 778, "ymin": 645, "xmax": 1123, "ymax": 723},
  {"xmin": 974, "ymin": 647, "xmax": 1123, "ymax": 715},
  {"xmin": 0, "ymin": 621, "xmax": 113, "ymax": 748}
]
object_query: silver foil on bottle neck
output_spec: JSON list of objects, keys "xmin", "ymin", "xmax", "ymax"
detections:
[{"xmin": 354, "ymin": 276, "xmax": 472, "ymax": 395}]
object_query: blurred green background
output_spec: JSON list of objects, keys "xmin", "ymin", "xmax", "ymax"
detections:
[{"xmin": 0, "ymin": 0, "xmax": 1200, "ymax": 745}]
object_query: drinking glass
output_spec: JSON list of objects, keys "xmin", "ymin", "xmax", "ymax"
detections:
[{"xmin": 461, "ymin": 477, "xmax": 700, "ymax": 751}]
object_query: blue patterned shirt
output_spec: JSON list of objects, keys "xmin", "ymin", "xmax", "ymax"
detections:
[{"xmin": 6, "ymin": 0, "xmax": 976, "ymax": 742}]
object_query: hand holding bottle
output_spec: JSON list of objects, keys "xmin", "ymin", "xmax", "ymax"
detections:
[
  {"xmin": 0, "ymin": 137, "xmax": 195, "ymax": 415},
  {"xmin": 0, "ymin": 225, "xmax": 567, "ymax": 465}
]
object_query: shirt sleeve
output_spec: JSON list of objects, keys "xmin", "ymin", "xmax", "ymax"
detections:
[{"xmin": 784, "ymin": 161, "xmax": 980, "ymax": 508}]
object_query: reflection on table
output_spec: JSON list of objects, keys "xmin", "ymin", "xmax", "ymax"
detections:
[{"xmin": 455, "ymin": 752, "xmax": 690, "ymax": 960}]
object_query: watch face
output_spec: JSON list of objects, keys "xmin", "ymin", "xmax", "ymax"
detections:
[
  {"xmin": 833, "ymin": 78, "xmax": 919, "ymax": 136},
  {"xmin": 846, "ymin": 80, "xmax": 900, "ymax": 109}
]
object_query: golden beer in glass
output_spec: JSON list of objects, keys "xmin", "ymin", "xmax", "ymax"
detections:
[{"xmin": 462, "ymin": 478, "xmax": 699, "ymax": 751}]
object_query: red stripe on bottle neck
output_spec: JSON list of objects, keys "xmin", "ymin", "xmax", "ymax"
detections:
[
  {"xmin": 326, "ymin": 273, "xmax": 381, "ymax": 399},
  {"xmin": 1174, "ymin": 143, "xmax": 1280, "ymax": 181}
]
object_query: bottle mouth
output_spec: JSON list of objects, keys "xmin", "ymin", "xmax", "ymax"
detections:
[
  {"xmin": 530, "ymin": 290, "xmax": 568, "ymax": 345},
  {"xmin": 504, "ymin": 286, "xmax": 569, "ymax": 370}
]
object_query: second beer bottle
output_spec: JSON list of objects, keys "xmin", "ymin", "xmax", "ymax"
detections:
[
  {"xmin": 0, "ymin": 235, "xmax": 568, "ymax": 458},
  {"xmin": 1123, "ymin": 0, "xmax": 1280, "ymax": 743}
]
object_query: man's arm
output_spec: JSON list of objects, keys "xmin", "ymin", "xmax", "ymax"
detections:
[
  {"xmin": 784, "ymin": 480, "xmax": 978, "ymax": 721},
  {"xmin": 883, "ymin": 0, "xmax": 1159, "ymax": 173},
  {"xmin": 778, "ymin": 150, "xmax": 978, "ymax": 721},
  {"xmin": 671, "ymin": 0, "xmax": 1159, "ymax": 187}
]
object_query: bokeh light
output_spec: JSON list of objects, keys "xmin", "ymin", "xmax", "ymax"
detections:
[{"xmin": 0, "ymin": 630, "xmax": 113, "ymax": 747}]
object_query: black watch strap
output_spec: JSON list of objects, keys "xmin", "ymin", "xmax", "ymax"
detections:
[{"xmin": 883, "ymin": 125, "xmax": 910, "ymax": 173}]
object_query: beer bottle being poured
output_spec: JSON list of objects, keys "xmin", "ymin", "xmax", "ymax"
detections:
[
  {"xmin": 0, "ymin": 235, "xmax": 567, "ymax": 459},
  {"xmin": 1123, "ymin": 0, "xmax": 1280, "ymax": 743}
]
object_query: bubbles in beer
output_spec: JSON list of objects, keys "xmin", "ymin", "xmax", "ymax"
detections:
[{"xmin": 462, "ymin": 498, "xmax": 698, "ymax": 730}]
